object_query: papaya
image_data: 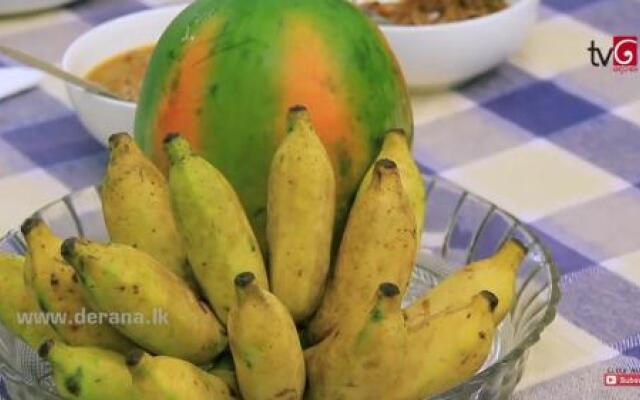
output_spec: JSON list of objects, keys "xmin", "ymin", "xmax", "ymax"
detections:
[{"xmin": 135, "ymin": 0, "xmax": 412, "ymax": 249}]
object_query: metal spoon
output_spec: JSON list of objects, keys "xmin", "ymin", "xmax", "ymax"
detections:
[{"xmin": 0, "ymin": 45, "xmax": 125, "ymax": 101}]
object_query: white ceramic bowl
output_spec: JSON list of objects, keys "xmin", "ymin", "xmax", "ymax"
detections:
[
  {"xmin": 62, "ymin": 6, "xmax": 185, "ymax": 146},
  {"xmin": 0, "ymin": 0, "xmax": 76, "ymax": 16},
  {"xmin": 379, "ymin": 0, "xmax": 539, "ymax": 89}
]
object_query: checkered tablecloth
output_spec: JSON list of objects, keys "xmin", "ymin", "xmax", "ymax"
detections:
[{"xmin": 1, "ymin": 0, "xmax": 640, "ymax": 398}]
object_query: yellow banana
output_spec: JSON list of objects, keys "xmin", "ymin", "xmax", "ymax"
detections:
[
  {"xmin": 38, "ymin": 339, "xmax": 133, "ymax": 400},
  {"xmin": 228, "ymin": 272, "xmax": 305, "ymax": 400},
  {"xmin": 101, "ymin": 132, "xmax": 195, "ymax": 288},
  {"xmin": 267, "ymin": 105, "xmax": 336, "ymax": 323},
  {"xmin": 21, "ymin": 218, "xmax": 132, "ymax": 353},
  {"xmin": 307, "ymin": 159, "xmax": 416, "ymax": 342},
  {"xmin": 404, "ymin": 239, "xmax": 526, "ymax": 325},
  {"xmin": 126, "ymin": 350, "xmax": 234, "ymax": 400},
  {"xmin": 305, "ymin": 283, "xmax": 407, "ymax": 400},
  {"xmin": 209, "ymin": 352, "xmax": 240, "ymax": 397},
  {"xmin": 0, "ymin": 252, "xmax": 58, "ymax": 348},
  {"xmin": 165, "ymin": 134, "xmax": 269, "ymax": 322},
  {"xmin": 61, "ymin": 238, "xmax": 227, "ymax": 364},
  {"xmin": 357, "ymin": 129, "xmax": 426, "ymax": 247},
  {"xmin": 398, "ymin": 291, "xmax": 498, "ymax": 400}
]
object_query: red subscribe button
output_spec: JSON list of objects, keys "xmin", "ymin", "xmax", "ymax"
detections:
[{"xmin": 604, "ymin": 373, "xmax": 640, "ymax": 387}]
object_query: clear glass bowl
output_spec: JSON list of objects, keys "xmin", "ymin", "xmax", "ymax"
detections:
[{"xmin": 0, "ymin": 177, "xmax": 560, "ymax": 400}]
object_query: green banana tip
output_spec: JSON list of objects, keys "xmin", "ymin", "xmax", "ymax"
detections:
[
  {"xmin": 479, "ymin": 290, "xmax": 499, "ymax": 312},
  {"xmin": 125, "ymin": 348, "xmax": 145, "ymax": 367},
  {"xmin": 378, "ymin": 282, "xmax": 400, "ymax": 298},
  {"xmin": 163, "ymin": 132, "xmax": 192, "ymax": 164},
  {"xmin": 20, "ymin": 216, "xmax": 42, "ymax": 237},
  {"xmin": 163, "ymin": 132, "xmax": 181, "ymax": 145},
  {"xmin": 37, "ymin": 338, "xmax": 55, "ymax": 359},
  {"xmin": 234, "ymin": 272, "xmax": 255, "ymax": 288}
]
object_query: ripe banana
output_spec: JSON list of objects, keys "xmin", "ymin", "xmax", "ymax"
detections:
[
  {"xmin": 357, "ymin": 129, "xmax": 426, "ymax": 247},
  {"xmin": 0, "ymin": 252, "xmax": 58, "ymax": 348},
  {"xmin": 208, "ymin": 351, "xmax": 240, "ymax": 397},
  {"xmin": 101, "ymin": 132, "xmax": 195, "ymax": 288},
  {"xmin": 21, "ymin": 218, "xmax": 132, "ymax": 353},
  {"xmin": 398, "ymin": 291, "xmax": 498, "ymax": 400},
  {"xmin": 38, "ymin": 339, "xmax": 133, "ymax": 400},
  {"xmin": 126, "ymin": 349, "xmax": 234, "ymax": 400},
  {"xmin": 305, "ymin": 283, "xmax": 407, "ymax": 400},
  {"xmin": 228, "ymin": 272, "xmax": 305, "ymax": 400},
  {"xmin": 307, "ymin": 159, "xmax": 416, "ymax": 342},
  {"xmin": 267, "ymin": 105, "xmax": 336, "ymax": 323},
  {"xmin": 61, "ymin": 238, "xmax": 227, "ymax": 364},
  {"xmin": 165, "ymin": 134, "xmax": 269, "ymax": 322},
  {"xmin": 404, "ymin": 239, "xmax": 526, "ymax": 325}
]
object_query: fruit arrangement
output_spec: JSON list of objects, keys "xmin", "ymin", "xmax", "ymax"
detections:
[
  {"xmin": 135, "ymin": 0, "xmax": 414, "ymax": 252},
  {"xmin": 0, "ymin": 107, "xmax": 527, "ymax": 400}
]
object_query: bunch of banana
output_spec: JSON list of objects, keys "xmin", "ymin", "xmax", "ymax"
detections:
[
  {"xmin": 0, "ymin": 105, "xmax": 531, "ymax": 400},
  {"xmin": 165, "ymin": 133, "xmax": 269, "ymax": 322},
  {"xmin": 100, "ymin": 133, "xmax": 195, "ymax": 288},
  {"xmin": 307, "ymin": 158, "xmax": 417, "ymax": 343},
  {"xmin": 61, "ymin": 238, "xmax": 227, "ymax": 364},
  {"xmin": 228, "ymin": 272, "xmax": 305, "ymax": 400}
]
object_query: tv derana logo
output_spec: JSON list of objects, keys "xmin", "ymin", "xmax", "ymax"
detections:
[{"xmin": 588, "ymin": 35, "xmax": 638, "ymax": 74}]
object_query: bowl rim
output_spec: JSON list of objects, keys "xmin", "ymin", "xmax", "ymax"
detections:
[
  {"xmin": 422, "ymin": 175, "xmax": 561, "ymax": 396},
  {"xmin": 376, "ymin": 0, "xmax": 538, "ymax": 33},
  {"xmin": 60, "ymin": 4, "xmax": 186, "ymax": 109},
  {"xmin": 0, "ymin": 177, "xmax": 561, "ymax": 398}
]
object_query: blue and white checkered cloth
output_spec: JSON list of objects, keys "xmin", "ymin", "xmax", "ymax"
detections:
[{"xmin": 1, "ymin": 0, "xmax": 640, "ymax": 398}]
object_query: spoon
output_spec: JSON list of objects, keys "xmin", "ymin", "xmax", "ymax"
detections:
[{"xmin": 0, "ymin": 45, "xmax": 125, "ymax": 101}]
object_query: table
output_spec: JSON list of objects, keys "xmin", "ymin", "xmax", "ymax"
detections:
[{"xmin": 1, "ymin": 0, "xmax": 640, "ymax": 398}]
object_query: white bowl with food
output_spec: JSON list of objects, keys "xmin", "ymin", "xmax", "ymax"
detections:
[
  {"xmin": 62, "ymin": 6, "xmax": 185, "ymax": 145},
  {"xmin": 368, "ymin": 0, "xmax": 539, "ymax": 89},
  {"xmin": 0, "ymin": 0, "xmax": 77, "ymax": 16}
]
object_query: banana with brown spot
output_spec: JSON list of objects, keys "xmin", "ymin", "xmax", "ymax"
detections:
[
  {"xmin": 61, "ymin": 238, "xmax": 227, "ymax": 364},
  {"xmin": 21, "ymin": 218, "xmax": 133, "ymax": 353}
]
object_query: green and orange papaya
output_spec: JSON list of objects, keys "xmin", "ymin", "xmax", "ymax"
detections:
[{"xmin": 135, "ymin": 0, "xmax": 413, "ymax": 249}]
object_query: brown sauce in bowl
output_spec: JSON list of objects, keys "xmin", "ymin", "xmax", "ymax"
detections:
[{"xmin": 86, "ymin": 44, "xmax": 155, "ymax": 102}]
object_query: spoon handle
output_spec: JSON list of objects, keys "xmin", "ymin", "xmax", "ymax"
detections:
[{"xmin": 0, "ymin": 45, "xmax": 123, "ymax": 101}]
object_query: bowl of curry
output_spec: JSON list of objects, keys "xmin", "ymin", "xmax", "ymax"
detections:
[{"xmin": 61, "ymin": 6, "xmax": 184, "ymax": 145}]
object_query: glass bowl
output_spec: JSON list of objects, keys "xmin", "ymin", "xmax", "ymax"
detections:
[{"xmin": 0, "ymin": 176, "xmax": 560, "ymax": 400}]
